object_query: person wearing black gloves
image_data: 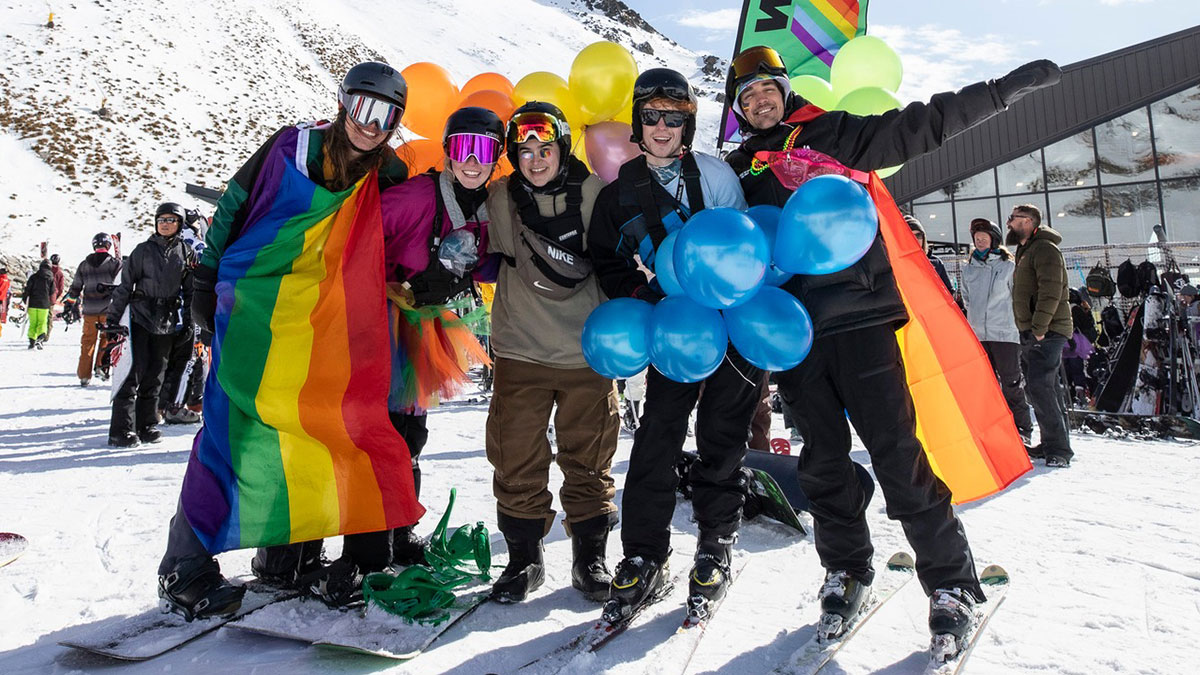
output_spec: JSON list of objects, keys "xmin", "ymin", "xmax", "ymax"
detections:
[
  {"xmin": 588, "ymin": 68, "xmax": 750, "ymax": 623},
  {"xmin": 106, "ymin": 202, "xmax": 194, "ymax": 447},
  {"xmin": 724, "ymin": 46, "xmax": 1061, "ymax": 651},
  {"xmin": 68, "ymin": 233, "xmax": 123, "ymax": 385}
]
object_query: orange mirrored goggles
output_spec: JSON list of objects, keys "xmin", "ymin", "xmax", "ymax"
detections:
[{"xmin": 729, "ymin": 46, "xmax": 788, "ymax": 82}]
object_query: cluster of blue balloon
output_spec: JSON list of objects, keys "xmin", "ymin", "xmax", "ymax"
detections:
[{"xmin": 583, "ymin": 175, "xmax": 879, "ymax": 383}]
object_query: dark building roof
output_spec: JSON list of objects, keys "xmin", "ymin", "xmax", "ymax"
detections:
[{"xmin": 883, "ymin": 25, "xmax": 1200, "ymax": 204}]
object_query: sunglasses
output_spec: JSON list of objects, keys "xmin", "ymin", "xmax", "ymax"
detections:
[
  {"xmin": 509, "ymin": 111, "xmax": 564, "ymax": 144},
  {"xmin": 445, "ymin": 133, "xmax": 501, "ymax": 164},
  {"xmin": 639, "ymin": 108, "xmax": 688, "ymax": 128},
  {"xmin": 156, "ymin": 216, "xmax": 181, "ymax": 225},
  {"xmin": 340, "ymin": 91, "xmax": 403, "ymax": 132},
  {"xmin": 1007, "ymin": 215, "xmax": 1030, "ymax": 223}
]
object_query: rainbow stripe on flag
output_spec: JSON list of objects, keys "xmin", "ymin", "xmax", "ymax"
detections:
[
  {"xmin": 791, "ymin": 0, "xmax": 862, "ymax": 68},
  {"xmin": 870, "ymin": 175, "xmax": 1032, "ymax": 503},
  {"xmin": 181, "ymin": 125, "xmax": 424, "ymax": 553}
]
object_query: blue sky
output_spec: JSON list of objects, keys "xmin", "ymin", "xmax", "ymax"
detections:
[{"xmin": 622, "ymin": 0, "xmax": 1198, "ymax": 101}]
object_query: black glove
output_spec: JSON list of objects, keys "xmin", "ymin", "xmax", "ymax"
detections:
[
  {"xmin": 632, "ymin": 284, "xmax": 665, "ymax": 305},
  {"xmin": 192, "ymin": 264, "xmax": 218, "ymax": 334},
  {"xmin": 993, "ymin": 59, "xmax": 1062, "ymax": 107}
]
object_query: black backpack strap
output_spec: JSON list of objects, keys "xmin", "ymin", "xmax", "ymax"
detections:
[
  {"xmin": 427, "ymin": 170, "xmax": 445, "ymax": 254},
  {"xmin": 680, "ymin": 152, "xmax": 705, "ymax": 215},
  {"xmin": 620, "ymin": 156, "xmax": 669, "ymax": 250}
]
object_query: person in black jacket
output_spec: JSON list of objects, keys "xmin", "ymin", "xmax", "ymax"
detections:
[
  {"xmin": 106, "ymin": 202, "xmax": 194, "ymax": 448},
  {"xmin": 22, "ymin": 259, "xmax": 55, "ymax": 349},
  {"xmin": 724, "ymin": 45, "xmax": 1061, "ymax": 650},
  {"xmin": 68, "ymin": 233, "xmax": 122, "ymax": 385},
  {"xmin": 905, "ymin": 215, "xmax": 956, "ymax": 298}
]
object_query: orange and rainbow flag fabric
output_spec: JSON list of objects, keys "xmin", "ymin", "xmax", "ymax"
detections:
[
  {"xmin": 871, "ymin": 175, "xmax": 1033, "ymax": 503},
  {"xmin": 181, "ymin": 125, "xmax": 424, "ymax": 553}
]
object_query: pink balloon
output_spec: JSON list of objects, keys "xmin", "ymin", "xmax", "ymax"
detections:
[{"xmin": 584, "ymin": 122, "xmax": 641, "ymax": 184}]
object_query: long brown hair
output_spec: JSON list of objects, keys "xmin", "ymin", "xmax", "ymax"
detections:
[{"xmin": 322, "ymin": 110, "xmax": 391, "ymax": 191}]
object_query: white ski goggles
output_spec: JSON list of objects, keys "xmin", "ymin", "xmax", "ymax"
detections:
[{"xmin": 339, "ymin": 91, "xmax": 404, "ymax": 132}]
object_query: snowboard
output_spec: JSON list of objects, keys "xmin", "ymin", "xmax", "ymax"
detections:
[
  {"xmin": 59, "ymin": 583, "xmax": 299, "ymax": 661},
  {"xmin": 744, "ymin": 448, "xmax": 875, "ymax": 514},
  {"xmin": 0, "ymin": 532, "xmax": 28, "ymax": 569},
  {"xmin": 927, "ymin": 564, "xmax": 1011, "ymax": 674},
  {"xmin": 772, "ymin": 552, "xmax": 917, "ymax": 675},
  {"xmin": 108, "ymin": 305, "xmax": 133, "ymax": 402},
  {"xmin": 747, "ymin": 468, "xmax": 806, "ymax": 534},
  {"xmin": 314, "ymin": 589, "xmax": 493, "ymax": 658}
]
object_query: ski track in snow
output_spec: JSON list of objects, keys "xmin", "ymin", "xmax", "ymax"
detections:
[{"xmin": 5, "ymin": 334, "xmax": 1200, "ymax": 674}]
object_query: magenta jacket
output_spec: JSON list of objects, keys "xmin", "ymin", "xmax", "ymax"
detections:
[{"xmin": 380, "ymin": 173, "xmax": 499, "ymax": 284}]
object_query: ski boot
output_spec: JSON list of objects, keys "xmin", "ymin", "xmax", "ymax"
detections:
[
  {"xmin": 686, "ymin": 535, "xmax": 734, "ymax": 625},
  {"xmin": 491, "ymin": 536, "xmax": 545, "ymax": 603},
  {"xmin": 80, "ymin": 378, "xmax": 90, "ymax": 387},
  {"xmin": 108, "ymin": 431, "xmax": 140, "ymax": 448},
  {"xmin": 929, "ymin": 587, "xmax": 978, "ymax": 664},
  {"xmin": 251, "ymin": 541, "xmax": 325, "ymax": 590},
  {"xmin": 158, "ymin": 555, "xmax": 246, "ymax": 621},
  {"xmin": 816, "ymin": 570, "xmax": 871, "ymax": 641},
  {"xmin": 569, "ymin": 515, "xmax": 613, "ymax": 602},
  {"xmin": 391, "ymin": 525, "xmax": 429, "ymax": 567},
  {"xmin": 164, "ymin": 406, "xmax": 201, "ymax": 424},
  {"xmin": 307, "ymin": 557, "xmax": 367, "ymax": 607},
  {"xmin": 138, "ymin": 426, "xmax": 162, "ymax": 444},
  {"xmin": 1045, "ymin": 454, "xmax": 1071, "ymax": 468},
  {"xmin": 602, "ymin": 555, "xmax": 669, "ymax": 624}
]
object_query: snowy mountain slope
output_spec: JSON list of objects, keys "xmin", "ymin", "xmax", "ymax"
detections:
[
  {"xmin": 0, "ymin": 0, "xmax": 727, "ymax": 269},
  {"xmin": 3, "ymin": 335, "xmax": 1200, "ymax": 674}
]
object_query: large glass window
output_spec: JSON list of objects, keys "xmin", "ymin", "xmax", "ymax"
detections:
[
  {"xmin": 1048, "ymin": 189, "xmax": 1104, "ymax": 246},
  {"xmin": 1044, "ymin": 130, "xmax": 1097, "ymax": 189},
  {"xmin": 955, "ymin": 198, "xmax": 1001, "ymax": 249},
  {"xmin": 945, "ymin": 169, "xmax": 996, "ymax": 200},
  {"xmin": 1160, "ymin": 177, "xmax": 1200, "ymax": 241},
  {"xmin": 1151, "ymin": 85, "xmax": 1200, "ymax": 180},
  {"xmin": 1000, "ymin": 194, "xmax": 1050, "ymax": 226},
  {"xmin": 1102, "ymin": 184, "xmax": 1161, "ymax": 243},
  {"xmin": 996, "ymin": 150, "xmax": 1044, "ymax": 195},
  {"xmin": 1097, "ymin": 107, "xmax": 1156, "ymax": 184},
  {"xmin": 911, "ymin": 202, "xmax": 954, "ymax": 244}
]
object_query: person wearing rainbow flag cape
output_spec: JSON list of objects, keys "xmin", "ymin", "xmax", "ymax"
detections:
[
  {"xmin": 724, "ymin": 46, "xmax": 1060, "ymax": 653},
  {"xmin": 156, "ymin": 62, "xmax": 425, "ymax": 621}
]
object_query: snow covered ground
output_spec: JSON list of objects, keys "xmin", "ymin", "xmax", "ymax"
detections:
[{"xmin": 3, "ymin": 327, "xmax": 1200, "ymax": 674}]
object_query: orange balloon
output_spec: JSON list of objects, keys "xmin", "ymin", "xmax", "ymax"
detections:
[
  {"xmin": 396, "ymin": 138, "xmax": 444, "ymax": 175},
  {"xmin": 494, "ymin": 154, "xmax": 515, "ymax": 179},
  {"xmin": 456, "ymin": 90, "xmax": 516, "ymax": 123},
  {"xmin": 400, "ymin": 62, "xmax": 459, "ymax": 139},
  {"xmin": 461, "ymin": 72, "xmax": 514, "ymax": 101}
]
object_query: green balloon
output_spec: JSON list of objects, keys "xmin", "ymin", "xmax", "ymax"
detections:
[
  {"xmin": 835, "ymin": 86, "xmax": 902, "ymax": 116},
  {"xmin": 830, "ymin": 36, "xmax": 903, "ymax": 100},
  {"xmin": 876, "ymin": 164, "xmax": 903, "ymax": 178},
  {"xmin": 789, "ymin": 75, "xmax": 838, "ymax": 110}
]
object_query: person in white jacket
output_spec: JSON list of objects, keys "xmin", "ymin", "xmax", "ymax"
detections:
[{"xmin": 961, "ymin": 218, "xmax": 1033, "ymax": 445}]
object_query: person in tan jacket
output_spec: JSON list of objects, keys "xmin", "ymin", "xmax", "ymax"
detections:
[{"xmin": 485, "ymin": 101, "xmax": 619, "ymax": 603}]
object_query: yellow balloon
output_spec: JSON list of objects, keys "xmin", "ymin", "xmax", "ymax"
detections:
[
  {"xmin": 513, "ymin": 71, "xmax": 586, "ymax": 140},
  {"xmin": 613, "ymin": 100, "xmax": 633, "ymax": 126},
  {"xmin": 572, "ymin": 129, "xmax": 592, "ymax": 170},
  {"xmin": 569, "ymin": 41, "xmax": 638, "ymax": 124}
]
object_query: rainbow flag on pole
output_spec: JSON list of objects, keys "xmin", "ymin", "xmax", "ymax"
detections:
[
  {"xmin": 181, "ymin": 125, "xmax": 424, "ymax": 553},
  {"xmin": 721, "ymin": 1, "xmax": 869, "ymax": 145},
  {"xmin": 870, "ymin": 175, "xmax": 1032, "ymax": 503}
]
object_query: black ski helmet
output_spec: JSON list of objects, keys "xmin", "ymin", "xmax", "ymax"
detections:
[
  {"xmin": 50, "ymin": 253, "xmax": 60, "ymax": 265},
  {"xmin": 155, "ymin": 202, "xmax": 186, "ymax": 233},
  {"xmin": 631, "ymin": 68, "xmax": 698, "ymax": 148},
  {"xmin": 504, "ymin": 101, "xmax": 572, "ymax": 169},
  {"xmin": 339, "ymin": 61, "xmax": 407, "ymax": 109},
  {"xmin": 92, "ymin": 232, "xmax": 113, "ymax": 251},
  {"xmin": 443, "ymin": 106, "xmax": 505, "ymax": 145}
]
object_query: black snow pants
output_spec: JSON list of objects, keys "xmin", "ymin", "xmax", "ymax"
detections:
[
  {"xmin": 775, "ymin": 323, "xmax": 984, "ymax": 600},
  {"xmin": 109, "ymin": 324, "xmax": 173, "ymax": 438},
  {"xmin": 158, "ymin": 327, "xmax": 194, "ymax": 411},
  {"xmin": 621, "ymin": 350, "xmax": 763, "ymax": 562}
]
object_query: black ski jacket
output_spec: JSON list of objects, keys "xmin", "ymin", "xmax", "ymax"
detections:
[
  {"xmin": 22, "ymin": 260, "xmax": 56, "ymax": 309},
  {"xmin": 108, "ymin": 233, "xmax": 194, "ymax": 334},
  {"xmin": 726, "ymin": 80, "xmax": 1008, "ymax": 338},
  {"xmin": 68, "ymin": 251, "xmax": 122, "ymax": 316}
]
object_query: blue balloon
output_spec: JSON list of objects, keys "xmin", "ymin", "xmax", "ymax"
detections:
[
  {"xmin": 582, "ymin": 298, "xmax": 654, "ymax": 379},
  {"xmin": 744, "ymin": 204, "xmax": 793, "ymax": 287},
  {"xmin": 654, "ymin": 230, "xmax": 685, "ymax": 296},
  {"xmin": 723, "ymin": 286, "xmax": 814, "ymax": 371},
  {"xmin": 648, "ymin": 296, "xmax": 728, "ymax": 383},
  {"xmin": 673, "ymin": 207, "xmax": 769, "ymax": 309},
  {"xmin": 776, "ymin": 175, "xmax": 878, "ymax": 275}
]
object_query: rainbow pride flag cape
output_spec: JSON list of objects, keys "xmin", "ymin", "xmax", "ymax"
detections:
[
  {"xmin": 871, "ymin": 175, "xmax": 1032, "ymax": 503},
  {"xmin": 181, "ymin": 125, "xmax": 424, "ymax": 553}
]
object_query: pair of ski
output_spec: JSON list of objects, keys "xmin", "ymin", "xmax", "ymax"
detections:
[
  {"xmin": 518, "ymin": 557, "xmax": 748, "ymax": 674},
  {"xmin": 771, "ymin": 553, "xmax": 1010, "ymax": 675},
  {"xmin": 58, "ymin": 579, "xmax": 488, "ymax": 661}
]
